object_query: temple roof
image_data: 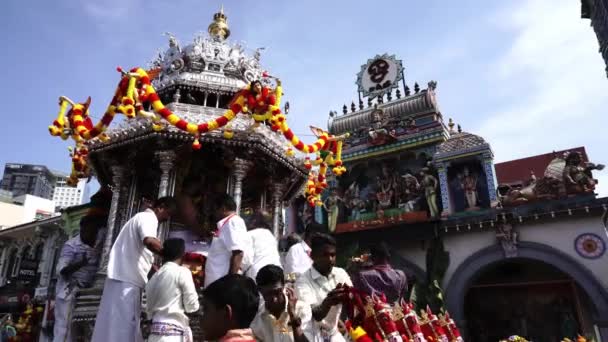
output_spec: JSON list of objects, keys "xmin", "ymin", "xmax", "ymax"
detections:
[
  {"xmin": 149, "ymin": 9, "xmax": 266, "ymax": 93},
  {"xmin": 434, "ymin": 127, "xmax": 492, "ymax": 162},
  {"xmin": 328, "ymin": 81, "xmax": 439, "ymax": 135}
]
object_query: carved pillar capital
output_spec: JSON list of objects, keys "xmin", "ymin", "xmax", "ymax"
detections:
[
  {"xmin": 233, "ymin": 158, "xmax": 253, "ymax": 180},
  {"xmin": 109, "ymin": 164, "xmax": 126, "ymax": 188},
  {"xmin": 270, "ymin": 182, "xmax": 286, "ymax": 237},
  {"xmin": 156, "ymin": 150, "xmax": 177, "ymax": 172},
  {"xmin": 231, "ymin": 158, "xmax": 253, "ymax": 214},
  {"xmin": 156, "ymin": 150, "xmax": 177, "ymax": 199}
]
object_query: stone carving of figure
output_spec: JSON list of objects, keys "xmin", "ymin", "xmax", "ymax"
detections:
[
  {"xmin": 376, "ymin": 165, "xmax": 397, "ymax": 209},
  {"xmin": 368, "ymin": 108, "xmax": 393, "ymax": 144},
  {"xmin": 344, "ymin": 181, "xmax": 365, "ymax": 220},
  {"xmin": 399, "ymin": 172, "xmax": 421, "ymax": 212},
  {"xmin": 254, "ymin": 47, "xmax": 265, "ymax": 62},
  {"xmin": 164, "ymin": 32, "xmax": 181, "ymax": 52},
  {"xmin": 563, "ymin": 151, "xmax": 605, "ymax": 194},
  {"xmin": 420, "ymin": 168, "xmax": 439, "ymax": 218},
  {"xmin": 461, "ymin": 167, "xmax": 478, "ymax": 209},
  {"xmin": 496, "ymin": 223, "xmax": 518, "ymax": 258},
  {"xmin": 323, "ymin": 188, "xmax": 343, "ymax": 233}
]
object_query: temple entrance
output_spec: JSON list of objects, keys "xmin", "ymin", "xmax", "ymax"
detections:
[{"xmin": 464, "ymin": 259, "xmax": 591, "ymax": 342}]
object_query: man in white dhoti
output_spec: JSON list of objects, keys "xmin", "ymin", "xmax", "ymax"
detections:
[
  {"xmin": 146, "ymin": 238, "xmax": 200, "ymax": 342},
  {"xmin": 203, "ymin": 194, "xmax": 251, "ymax": 288},
  {"xmin": 53, "ymin": 215, "xmax": 102, "ymax": 342},
  {"xmin": 91, "ymin": 197, "xmax": 177, "ymax": 342}
]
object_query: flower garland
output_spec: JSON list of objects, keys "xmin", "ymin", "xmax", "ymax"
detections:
[{"xmin": 49, "ymin": 66, "xmax": 349, "ymax": 203}]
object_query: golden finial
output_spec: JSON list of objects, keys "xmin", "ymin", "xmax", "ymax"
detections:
[
  {"xmin": 448, "ymin": 118, "xmax": 455, "ymax": 133},
  {"xmin": 208, "ymin": 5, "xmax": 230, "ymax": 41}
]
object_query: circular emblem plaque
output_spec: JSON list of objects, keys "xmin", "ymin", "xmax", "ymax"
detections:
[
  {"xmin": 356, "ymin": 54, "xmax": 404, "ymax": 98},
  {"xmin": 574, "ymin": 233, "xmax": 606, "ymax": 259}
]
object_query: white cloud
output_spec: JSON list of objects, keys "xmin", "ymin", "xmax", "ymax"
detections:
[{"xmin": 475, "ymin": 0, "xmax": 608, "ymax": 195}]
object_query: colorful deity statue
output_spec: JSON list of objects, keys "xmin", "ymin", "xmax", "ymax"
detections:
[
  {"xmin": 399, "ymin": 172, "xmax": 421, "ymax": 212},
  {"xmin": 420, "ymin": 168, "xmax": 439, "ymax": 218},
  {"xmin": 563, "ymin": 151, "xmax": 605, "ymax": 194},
  {"xmin": 323, "ymin": 188, "xmax": 344, "ymax": 233},
  {"xmin": 461, "ymin": 167, "xmax": 478, "ymax": 209}
]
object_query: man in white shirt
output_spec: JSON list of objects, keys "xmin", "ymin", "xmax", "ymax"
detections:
[
  {"xmin": 146, "ymin": 238, "xmax": 199, "ymax": 342},
  {"xmin": 244, "ymin": 211, "xmax": 281, "ymax": 280},
  {"xmin": 251, "ymin": 265, "xmax": 311, "ymax": 342},
  {"xmin": 284, "ymin": 229, "xmax": 314, "ymax": 276},
  {"xmin": 204, "ymin": 194, "xmax": 252, "ymax": 288},
  {"xmin": 53, "ymin": 215, "xmax": 103, "ymax": 342},
  {"xmin": 91, "ymin": 197, "xmax": 177, "ymax": 342},
  {"xmin": 295, "ymin": 234, "xmax": 352, "ymax": 342}
]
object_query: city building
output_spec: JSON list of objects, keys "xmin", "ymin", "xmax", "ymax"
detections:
[
  {"xmin": 0, "ymin": 195, "xmax": 56, "ymax": 229},
  {"xmin": 52, "ymin": 176, "xmax": 89, "ymax": 209},
  {"xmin": 0, "ymin": 163, "xmax": 56, "ymax": 200},
  {"xmin": 0, "ymin": 216, "xmax": 66, "ymax": 318},
  {"xmin": 582, "ymin": 0, "xmax": 608, "ymax": 77}
]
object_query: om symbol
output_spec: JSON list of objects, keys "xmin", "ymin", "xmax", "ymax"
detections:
[{"xmin": 367, "ymin": 59, "xmax": 390, "ymax": 83}]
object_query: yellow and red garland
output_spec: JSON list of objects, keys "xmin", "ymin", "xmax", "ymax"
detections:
[{"xmin": 49, "ymin": 67, "xmax": 348, "ymax": 204}]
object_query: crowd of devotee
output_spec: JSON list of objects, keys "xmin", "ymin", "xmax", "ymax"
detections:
[{"xmin": 51, "ymin": 193, "xmax": 407, "ymax": 342}]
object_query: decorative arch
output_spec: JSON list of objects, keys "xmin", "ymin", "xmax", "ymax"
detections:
[{"xmin": 445, "ymin": 241, "xmax": 608, "ymax": 338}]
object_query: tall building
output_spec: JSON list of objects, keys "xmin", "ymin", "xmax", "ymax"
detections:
[
  {"xmin": 52, "ymin": 176, "xmax": 88, "ymax": 209},
  {"xmin": 582, "ymin": 0, "xmax": 608, "ymax": 77},
  {"xmin": 0, "ymin": 163, "xmax": 56, "ymax": 200}
]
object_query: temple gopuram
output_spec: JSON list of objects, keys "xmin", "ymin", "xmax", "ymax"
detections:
[{"xmin": 315, "ymin": 54, "xmax": 608, "ymax": 341}]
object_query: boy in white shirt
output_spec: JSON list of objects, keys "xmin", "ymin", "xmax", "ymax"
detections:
[
  {"xmin": 91, "ymin": 197, "xmax": 177, "ymax": 342},
  {"xmin": 146, "ymin": 238, "xmax": 200, "ymax": 342}
]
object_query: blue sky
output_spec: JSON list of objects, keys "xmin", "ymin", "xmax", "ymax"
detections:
[{"xmin": 1, "ymin": 0, "xmax": 607, "ymax": 195}]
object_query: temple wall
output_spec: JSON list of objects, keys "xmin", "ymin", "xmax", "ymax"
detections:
[{"xmin": 441, "ymin": 215, "xmax": 608, "ymax": 290}]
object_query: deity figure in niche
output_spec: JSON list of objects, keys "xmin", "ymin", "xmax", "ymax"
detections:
[
  {"xmin": 399, "ymin": 172, "xmax": 421, "ymax": 212},
  {"xmin": 376, "ymin": 165, "xmax": 397, "ymax": 209},
  {"xmin": 368, "ymin": 108, "xmax": 396, "ymax": 145},
  {"xmin": 344, "ymin": 180, "xmax": 366, "ymax": 220},
  {"xmin": 323, "ymin": 188, "xmax": 344, "ymax": 233},
  {"xmin": 420, "ymin": 167, "xmax": 439, "ymax": 218},
  {"xmin": 461, "ymin": 167, "xmax": 479, "ymax": 210}
]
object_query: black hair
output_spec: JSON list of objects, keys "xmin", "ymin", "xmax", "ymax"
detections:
[
  {"xmin": 256, "ymin": 265, "xmax": 285, "ymax": 287},
  {"xmin": 203, "ymin": 274, "xmax": 259, "ymax": 328},
  {"xmin": 304, "ymin": 222, "xmax": 326, "ymax": 239},
  {"xmin": 310, "ymin": 233, "xmax": 336, "ymax": 253},
  {"xmin": 369, "ymin": 242, "xmax": 391, "ymax": 262},
  {"xmin": 250, "ymin": 80, "xmax": 262, "ymax": 91},
  {"xmin": 246, "ymin": 211, "xmax": 271, "ymax": 230},
  {"xmin": 154, "ymin": 196, "xmax": 178, "ymax": 213},
  {"xmin": 285, "ymin": 233, "xmax": 302, "ymax": 249},
  {"xmin": 162, "ymin": 238, "xmax": 185, "ymax": 262},
  {"xmin": 215, "ymin": 193, "xmax": 237, "ymax": 212}
]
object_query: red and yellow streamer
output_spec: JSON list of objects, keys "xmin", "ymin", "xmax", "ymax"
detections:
[{"xmin": 49, "ymin": 66, "xmax": 349, "ymax": 204}]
